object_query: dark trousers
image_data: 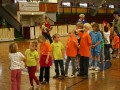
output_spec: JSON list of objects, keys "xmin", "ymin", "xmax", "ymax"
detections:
[
  {"xmin": 80, "ymin": 56, "xmax": 89, "ymax": 76},
  {"xmin": 104, "ymin": 44, "xmax": 110, "ymax": 60},
  {"xmin": 42, "ymin": 32, "xmax": 53, "ymax": 44},
  {"xmin": 39, "ymin": 67, "xmax": 50, "ymax": 82},
  {"xmin": 54, "ymin": 60, "xmax": 65, "ymax": 76}
]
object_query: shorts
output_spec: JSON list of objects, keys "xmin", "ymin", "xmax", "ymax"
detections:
[{"xmin": 91, "ymin": 48, "xmax": 100, "ymax": 56}]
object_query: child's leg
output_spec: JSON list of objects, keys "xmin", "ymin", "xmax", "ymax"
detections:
[
  {"xmin": 83, "ymin": 57, "xmax": 89, "ymax": 76},
  {"xmin": 39, "ymin": 67, "xmax": 44, "ymax": 82},
  {"xmin": 28, "ymin": 66, "xmax": 39, "ymax": 85},
  {"xmin": 80, "ymin": 56, "xmax": 84, "ymax": 75},
  {"xmin": 59, "ymin": 60, "xmax": 65, "ymax": 76},
  {"xmin": 65, "ymin": 56, "xmax": 71, "ymax": 75},
  {"xmin": 44, "ymin": 67, "xmax": 50, "ymax": 82},
  {"xmin": 71, "ymin": 57, "xmax": 76, "ymax": 75},
  {"xmin": 16, "ymin": 69, "xmax": 21, "ymax": 90},
  {"xmin": 54, "ymin": 60, "xmax": 59, "ymax": 77},
  {"xmin": 11, "ymin": 70, "xmax": 17, "ymax": 90}
]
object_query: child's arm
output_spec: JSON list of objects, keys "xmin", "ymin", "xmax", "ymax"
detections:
[
  {"xmin": 45, "ymin": 52, "xmax": 51, "ymax": 64},
  {"xmin": 36, "ymin": 58, "xmax": 39, "ymax": 72}
]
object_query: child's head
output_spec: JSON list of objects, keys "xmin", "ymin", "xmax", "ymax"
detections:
[
  {"xmin": 92, "ymin": 23, "xmax": 100, "ymax": 32},
  {"xmin": 29, "ymin": 41, "xmax": 38, "ymax": 51},
  {"xmin": 9, "ymin": 42, "xmax": 18, "ymax": 53},
  {"xmin": 104, "ymin": 26, "xmax": 108, "ymax": 32},
  {"xmin": 83, "ymin": 23, "xmax": 92, "ymax": 32},
  {"xmin": 53, "ymin": 33, "xmax": 60, "ymax": 42},
  {"xmin": 38, "ymin": 35, "xmax": 46, "ymax": 43},
  {"xmin": 76, "ymin": 22, "xmax": 83, "ymax": 29}
]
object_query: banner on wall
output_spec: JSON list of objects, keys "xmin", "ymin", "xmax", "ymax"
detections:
[{"xmin": 19, "ymin": 2, "xmax": 39, "ymax": 11}]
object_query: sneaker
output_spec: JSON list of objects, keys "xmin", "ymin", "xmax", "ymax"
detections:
[
  {"xmin": 95, "ymin": 67, "xmax": 100, "ymax": 71},
  {"xmin": 89, "ymin": 66, "xmax": 95, "ymax": 70},
  {"xmin": 29, "ymin": 86, "xmax": 34, "ymax": 90},
  {"xmin": 41, "ymin": 81, "xmax": 49, "ymax": 84},
  {"xmin": 53, "ymin": 75, "xmax": 59, "ymax": 79},
  {"xmin": 35, "ymin": 85, "xmax": 39, "ymax": 90},
  {"xmin": 65, "ymin": 74, "xmax": 68, "ymax": 77},
  {"xmin": 69, "ymin": 75, "xmax": 75, "ymax": 78},
  {"xmin": 59, "ymin": 75, "xmax": 64, "ymax": 80}
]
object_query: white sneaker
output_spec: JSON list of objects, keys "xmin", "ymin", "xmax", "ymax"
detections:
[
  {"xmin": 95, "ymin": 67, "xmax": 100, "ymax": 71},
  {"xmin": 89, "ymin": 66, "xmax": 95, "ymax": 70},
  {"xmin": 69, "ymin": 75, "xmax": 75, "ymax": 78}
]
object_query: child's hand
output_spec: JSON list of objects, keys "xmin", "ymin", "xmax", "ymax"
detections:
[
  {"xmin": 45, "ymin": 60, "xmax": 48, "ymax": 64},
  {"xmin": 91, "ymin": 45, "xmax": 95, "ymax": 48}
]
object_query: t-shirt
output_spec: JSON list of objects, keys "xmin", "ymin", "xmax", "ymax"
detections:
[
  {"xmin": 104, "ymin": 31, "xmax": 110, "ymax": 44},
  {"xmin": 113, "ymin": 35, "xmax": 119, "ymax": 49},
  {"xmin": 40, "ymin": 42, "xmax": 52, "ymax": 55},
  {"xmin": 89, "ymin": 31, "xmax": 102, "ymax": 53},
  {"xmin": 79, "ymin": 33, "xmax": 92, "ymax": 57},
  {"xmin": 9, "ymin": 52, "xmax": 25, "ymax": 70},
  {"xmin": 66, "ymin": 34, "xmax": 78, "ymax": 57},
  {"xmin": 51, "ymin": 41, "xmax": 64, "ymax": 60},
  {"xmin": 25, "ymin": 49, "xmax": 39, "ymax": 66}
]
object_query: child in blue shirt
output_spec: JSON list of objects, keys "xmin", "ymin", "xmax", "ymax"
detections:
[{"xmin": 89, "ymin": 23, "xmax": 102, "ymax": 71}]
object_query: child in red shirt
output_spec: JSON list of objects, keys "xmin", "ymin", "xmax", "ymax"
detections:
[
  {"xmin": 65, "ymin": 31, "xmax": 78, "ymax": 78},
  {"xmin": 38, "ymin": 35, "xmax": 52, "ymax": 84},
  {"xmin": 112, "ymin": 32, "xmax": 119, "ymax": 58},
  {"xmin": 78, "ymin": 23, "xmax": 92, "ymax": 79}
]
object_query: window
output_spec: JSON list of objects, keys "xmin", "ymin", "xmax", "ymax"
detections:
[
  {"xmin": 108, "ymin": 5, "xmax": 114, "ymax": 8},
  {"xmin": 62, "ymin": 2, "xmax": 71, "ymax": 7},
  {"xmin": 79, "ymin": 3, "xmax": 88, "ymax": 8}
]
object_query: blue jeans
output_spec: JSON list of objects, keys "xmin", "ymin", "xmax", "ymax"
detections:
[{"xmin": 104, "ymin": 44, "xmax": 110, "ymax": 61}]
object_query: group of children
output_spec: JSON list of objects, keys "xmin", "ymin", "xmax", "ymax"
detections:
[{"xmin": 9, "ymin": 21, "xmax": 119, "ymax": 90}]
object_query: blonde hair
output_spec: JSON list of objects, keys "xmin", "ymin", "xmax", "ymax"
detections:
[
  {"xmin": 79, "ymin": 14, "xmax": 85, "ymax": 18},
  {"xmin": 84, "ymin": 23, "xmax": 92, "ymax": 30},
  {"xmin": 77, "ymin": 22, "xmax": 83, "ymax": 28},
  {"xmin": 9, "ymin": 42, "xmax": 18, "ymax": 53},
  {"xmin": 53, "ymin": 33, "xmax": 60, "ymax": 39},
  {"xmin": 38, "ymin": 35, "xmax": 46, "ymax": 42}
]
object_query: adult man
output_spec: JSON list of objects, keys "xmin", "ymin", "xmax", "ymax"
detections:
[{"xmin": 113, "ymin": 11, "xmax": 120, "ymax": 37}]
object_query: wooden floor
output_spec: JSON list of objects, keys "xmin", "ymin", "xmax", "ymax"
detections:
[{"xmin": 0, "ymin": 37, "xmax": 120, "ymax": 90}]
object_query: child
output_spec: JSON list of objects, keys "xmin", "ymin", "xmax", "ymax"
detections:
[
  {"xmin": 25, "ymin": 41, "xmax": 39, "ymax": 90},
  {"xmin": 9, "ymin": 42, "xmax": 25, "ymax": 90},
  {"xmin": 38, "ymin": 35, "xmax": 52, "ymax": 84},
  {"xmin": 103, "ymin": 26, "xmax": 111, "ymax": 61},
  {"xmin": 65, "ymin": 31, "xmax": 78, "ymax": 78},
  {"xmin": 112, "ymin": 32, "xmax": 119, "ymax": 58},
  {"xmin": 78, "ymin": 23, "xmax": 92, "ymax": 79},
  {"xmin": 89, "ymin": 23, "xmax": 102, "ymax": 71},
  {"xmin": 51, "ymin": 34, "xmax": 65, "ymax": 79}
]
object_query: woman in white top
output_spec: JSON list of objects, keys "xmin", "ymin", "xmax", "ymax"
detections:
[
  {"xmin": 103, "ymin": 26, "xmax": 111, "ymax": 61},
  {"xmin": 9, "ymin": 42, "xmax": 25, "ymax": 90}
]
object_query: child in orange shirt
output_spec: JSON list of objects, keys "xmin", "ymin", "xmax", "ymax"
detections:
[
  {"xmin": 38, "ymin": 35, "xmax": 52, "ymax": 84},
  {"xmin": 79, "ymin": 23, "xmax": 92, "ymax": 79},
  {"xmin": 65, "ymin": 31, "xmax": 78, "ymax": 78},
  {"xmin": 112, "ymin": 32, "xmax": 119, "ymax": 58}
]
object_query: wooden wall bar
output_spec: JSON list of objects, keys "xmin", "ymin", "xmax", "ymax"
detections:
[
  {"xmin": 39, "ymin": 3, "xmax": 46, "ymax": 12},
  {"xmin": 0, "ymin": 28, "xmax": 14, "ymax": 41},
  {"xmin": 45, "ymin": 3, "xmax": 58, "ymax": 12}
]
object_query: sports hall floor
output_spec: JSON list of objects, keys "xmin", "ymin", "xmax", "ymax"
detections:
[{"xmin": 0, "ymin": 37, "xmax": 120, "ymax": 90}]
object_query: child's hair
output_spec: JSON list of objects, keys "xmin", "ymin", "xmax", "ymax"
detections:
[
  {"xmin": 76, "ymin": 22, "xmax": 83, "ymax": 28},
  {"xmin": 104, "ymin": 26, "xmax": 108, "ymax": 32},
  {"xmin": 31, "ymin": 41, "xmax": 38, "ymax": 47},
  {"xmin": 92, "ymin": 23, "xmax": 100, "ymax": 31},
  {"xmin": 53, "ymin": 33, "xmax": 60, "ymax": 40},
  {"xmin": 38, "ymin": 35, "xmax": 46, "ymax": 42},
  {"xmin": 9, "ymin": 42, "xmax": 18, "ymax": 53},
  {"xmin": 84, "ymin": 23, "xmax": 92, "ymax": 30}
]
